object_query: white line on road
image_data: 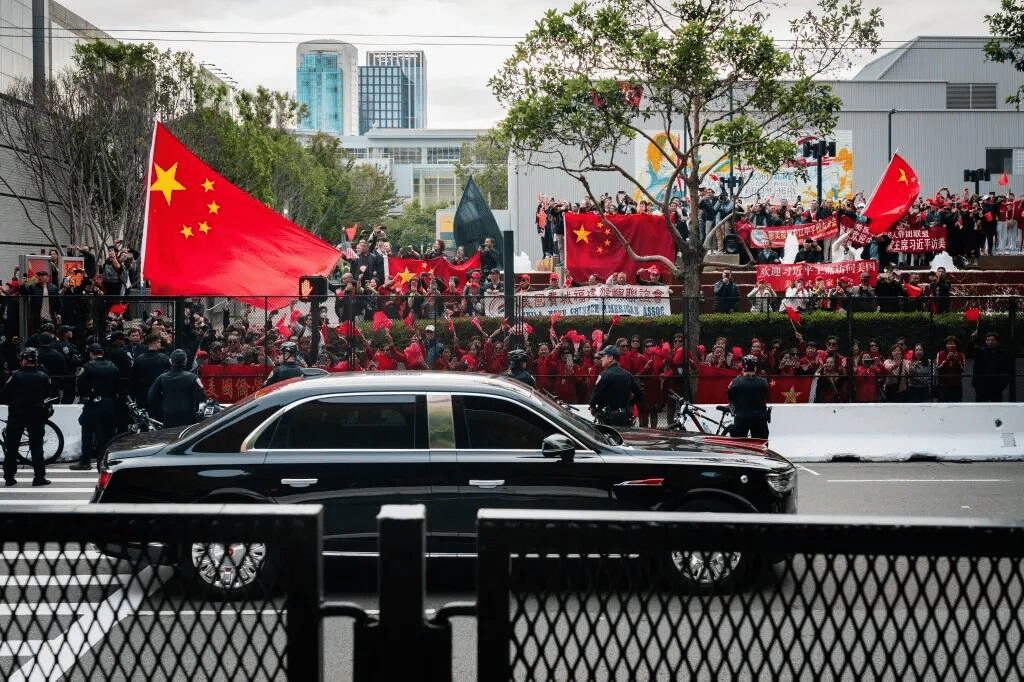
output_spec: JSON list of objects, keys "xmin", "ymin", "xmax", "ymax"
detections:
[
  {"xmin": 2, "ymin": 573, "xmax": 129, "ymax": 587},
  {"xmin": 797, "ymin": 465, "xmax": 820, "ymax": 476},
  {"xmin": 0, "ymin": 500, "xmax": 94, "ymax": 506},
  {"xmin": 0, "ymin": 550, "xmax": 105, "ymax": 560},
  {"xmin": 826, "ymin": 479, "xmax": 1008, "ymax": 483},
  {"xmin": 0, "ymin": 488, "xmax": 98, "ymax": 493}
]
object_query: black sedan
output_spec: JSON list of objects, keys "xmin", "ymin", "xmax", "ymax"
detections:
[{"xmin": 92, "ymin": 372, "xmax": 797, "ymax": 598}]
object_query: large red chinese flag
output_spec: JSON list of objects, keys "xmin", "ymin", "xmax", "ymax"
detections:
[
  {"xmin": 387, "ymin": 252, "xmax": 482, "ymax": 290},
  {"xmin": 767, "ymin": 375, "xmax": 813, "ymax": 404},
  {"xmin": 564, "ymin": 213, "xmax": 675, "ymax": 283},
  {"xmin": 142, "ymin": 122, "xmax": 340, "ymax": 308},
  {"xmin": 694, "ymin": 365, "xmax": 739, "ymax": 405},
  {"xmin": 862, "ymin": 153, "xmax": 921, "ymax": 235}
]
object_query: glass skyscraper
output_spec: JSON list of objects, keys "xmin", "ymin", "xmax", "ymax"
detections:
[
  {"xmin": 296, "ymin": 40, "xmax": 359, "ymax": 136},
  {"xmin": 359, "ymin": 51, "xmax": 426, "ymax": 134}
]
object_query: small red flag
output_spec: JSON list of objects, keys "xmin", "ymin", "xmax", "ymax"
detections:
[
  {"xmin": 142, "ymin": 122, "xmax": 340, "ymax": 309},
  {"xmin": 275, "ymin": 313, "xmax": 291, "ymax": 338},
  {"xmin": 403, "ymin": 313, "xmax": 415, "ymax": 328},
  {"xmin": 345, "ymin": 224, "xmax": 358, "ymax": 241},
  {"xmin": 964, "ymin": 307, "xmax": 982, "ymax": 324},
  {"xmin": 550, "ymin": 312, "xmax": 561, "ymax": 326},
  {"xmin": 611, "ymin": 315, "xmax": 622, "ymax": 327},
  {"xmin": 108, "ymin": 303, "xmax": 128, "ymax": 316},
  {"xmin": 372, "ymin": 311, "xmax": 391, "ymax": 333},
  {"xmin": 905, "ymin": 283, "xmax": 922, "ymax": 298},
  {"xmin": 336, "ymin": 321, "xmax": 358, "ymax": 337},
  {"xmin": 447, "ymin": 318, "xmax": 455, "ymax": 335},
  {"xmin": 471, "ymin": 317, "xmax": 485, "ymax": 334},
  {"xmin": 591, "ymin": 329, "xmax": 604, "ymax": 348},
  {"xmin": 999, "ymin": 173, "xmax": 1009, "ymax": 187},
  {"xmin": 863, "ymin": 153, "xmax": 921, "ymax": 236},
  {"xmin": 785, "ymin": 305, "xmax": 802, "ymax": 326}
]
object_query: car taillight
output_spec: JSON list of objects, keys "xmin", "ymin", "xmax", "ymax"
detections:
[
  {"xmin": 97, "ymin": 471, "xmax": 112, "ymax": 491},
  {"xmin": 620, "ymin": 478, "xmax": 665, "ymax": 486}
]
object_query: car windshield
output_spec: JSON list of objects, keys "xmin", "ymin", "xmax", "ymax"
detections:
[
  {"xmin": 526, "ymin": 385, "xmax": 622, "ymax": 446},
  {"xmin": 179, "ymin": 376, "xmax": 306, "ymax": 440}
]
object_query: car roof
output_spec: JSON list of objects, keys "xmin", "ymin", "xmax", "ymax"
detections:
[{"xmin": 266, "ymin": 371, "xmax": 533, "ymax": 401}]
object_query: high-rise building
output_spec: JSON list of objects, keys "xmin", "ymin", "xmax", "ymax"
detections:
[
  {"xmin": 296, "ymin": 40, "xmax": 358, "ymax": 136},
  {"xmin": 359, "ymin": 51, "xmax": 426, "ymax": 133}
]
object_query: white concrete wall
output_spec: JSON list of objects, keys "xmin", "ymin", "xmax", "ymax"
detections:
[{"xmin": 1, "ymin": 404, "xmax": 82, "ymax": 462}]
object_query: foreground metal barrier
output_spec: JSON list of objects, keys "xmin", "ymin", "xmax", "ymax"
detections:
[
  {"xmin": 475, "ymin": 509, "xmax": 1024, "ymax": 681},
  {"xmin": 0, "ymin": 505, "xmax": 323, "ymax": 681}
]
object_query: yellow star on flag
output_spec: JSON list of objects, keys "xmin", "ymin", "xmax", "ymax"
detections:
[
  {"xmin": 595, "ymin": 246, "xmax": 604, "ymax": 254},
  {"xmin": 782, "ymin": 386, "xmax": 801, "ymax": 403},
  {"xmin": 150, "ymin": 162, "xmax": 186, "ymax": 206},
  {"xmin": 198, "ymin": 221, "xmax": 211, "ymax": 234},
  {"xmin": 573, "ymin": 226, "xmax": 591, "ymax": 243},
  {"xmin": 180, "ymin": 225, "xmax": 194, "ymax": 239},
  {"xmin": 207, "ymin": 200, "xmax": 220, "ymax": 214},
  {"xmin": 397, "ymin": 268, "xmax": 415, "ymax": 285},
  {"xmin": 202, "ymin": 178, "xmax": 215, "ymax": 192}
]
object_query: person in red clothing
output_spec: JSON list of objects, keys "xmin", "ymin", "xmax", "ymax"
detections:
[
  {"xmin": 533, "ymin": 342, "xmax": 557, "ymax": 394},
  {"xmin": 852, "ymin": 353, "xmax": 884, "ymax": 402},
  {"xmin": 637, "ymin": 339, "xmax": 667, "ymax": 427},
  {"xmin": 618, "ymin": 336, "xmax": 642, "ymax": 374},
  {"xmin": 934, "ymin": 335, "xmax": 965, "ymax": 403},
  {"xmin": 402, "ymin": 332, "xmax": 429, "ymax": 370},
  {"xmin": 552, "ymin": 349, "xmax": 585, "ymax": 404}
]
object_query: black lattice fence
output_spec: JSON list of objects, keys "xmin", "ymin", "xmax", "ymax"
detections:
[
  {"xmin": 0, "ymin": 504, "xmax": 322, "ymax": 681},
  {"xmin": 476, "ymin": 509, "xmax": 1024, "ymax": 681}
]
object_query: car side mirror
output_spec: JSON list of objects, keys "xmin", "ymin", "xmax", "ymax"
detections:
[{"xmin": 542, "ymin": 434, "xmax": 575, "ymax": 463}]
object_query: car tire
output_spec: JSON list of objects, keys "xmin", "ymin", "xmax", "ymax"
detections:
[
  {"xmin": 663, "ymin": 498, "xmax": 755, "ymax": 594},
  {"xmin": 178, "ymin": 539, "xmax": 278, "ymax": 601}
]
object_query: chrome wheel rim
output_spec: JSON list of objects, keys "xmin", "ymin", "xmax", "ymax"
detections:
[
  {"xmin": 191, "ymin": 542, "xmax": 267, "ymax": 590},
  {"xmin": 670, "ymin": 550, "xmax": 741, "ymax": 585}
]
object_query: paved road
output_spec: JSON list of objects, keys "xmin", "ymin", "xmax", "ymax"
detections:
[{"xmin": 3, "ymin": 461, "xmax": 1024, "ymax": 680}]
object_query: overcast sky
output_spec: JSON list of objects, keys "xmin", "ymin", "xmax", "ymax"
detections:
[{"xmin": 60, "ymin": 0, "xmax": 1002, "ymax": 130}]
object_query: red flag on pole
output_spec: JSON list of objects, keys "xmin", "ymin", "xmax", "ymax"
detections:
[
  {"xmin": 999, "ymin": 173, "xmax": 1010, "ymax": 187},
  {"xmin": 142, "ymin": 122, "xmax": 340, "ymax": 309},
  {"xmin": 862, "ymin": 153, "xmax": 921, "ymax": 236},
  {"xmin": 784, "ymin": 305, "xmax": 802, "ymax": 326}
]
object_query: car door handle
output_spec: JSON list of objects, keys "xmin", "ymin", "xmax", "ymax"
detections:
[
  {"xmin": 469, "ymin": 479, "xmax": 504, "ymax": 488},
  {"xmin": 281, "ymin": 478, "xmax": 318, "ymax": 488}
]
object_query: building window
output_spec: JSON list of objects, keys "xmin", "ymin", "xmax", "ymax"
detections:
[
  {"xmin": 986, "ymin": 148, "xmax": 1013, "ymax": 175},
  {"xmin": 946, "ymin": 83, "xmax": 997, "ymax": 110}
]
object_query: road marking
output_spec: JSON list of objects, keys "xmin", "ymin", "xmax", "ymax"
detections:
[
  {"xmin": 134, "ymin": 609, "xmax": 283, "ymax": 617},
  {"xmin": 0, "ymin": 550, "xmax": 106, "ymax": 560},
  {"xmin": 0, "ymin": 500, "xmax": 93, "ymax": 506},
  {"xmin": 0, "ymin": 488, "xmax": 97, "ymax": 493},
  {"xmin": 797, "ymin": 465, "xmax": 819, "ymax": 476},
  {"xmin": 2, "ymin": 574, "xmax": 129, "ymax": 587},
  {"xmin": 826, "ymin": 479, "xmax": 1007, "ymax": 483},
  {"xmin": 8, "ymin": 564, "xmax": 174, "ymax": 682}
]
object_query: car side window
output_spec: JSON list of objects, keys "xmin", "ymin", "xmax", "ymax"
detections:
[
  {"xmin": 457, "ymin": 395, "xmax": 557, "ymax": 450},
  {"xmin": 254, "ymin": 395, "xmax": 424, "ymax": 450},
  {"xmin": 192, "ymin": 405, "xmax": 281, "ymax": 453}
]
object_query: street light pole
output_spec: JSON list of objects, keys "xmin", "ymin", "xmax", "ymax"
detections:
[{"xmin": 887, "ymin": 109, "xmax": 897, "ymax": 161}]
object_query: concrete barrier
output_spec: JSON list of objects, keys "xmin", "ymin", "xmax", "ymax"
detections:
[
  {"xmin": 574, "ymin": 402, "xmax": 1024, "ymax": 462},
  {"xmin": 4, "ymin": 403, "xmax": 1022, "ymax": 465}
]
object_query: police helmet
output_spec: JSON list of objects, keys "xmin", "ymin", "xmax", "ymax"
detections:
[
  {"xmin": 508, "ymin": 348, "xmax": 529, "ymax": 365},
  {"xmin": 19, "ymin": 347, "xmax": 39, "ymax": 363},
  {"xmin": 170, "ymin": 349, "xmax": 188, "ymax": 367},
  {"xmin": 741, "ymin": 354, "xmax": 758, "ymax": 372},
  {"xmin": 280, "ymin": 341, "xmax": 298, "ymax": 357}
]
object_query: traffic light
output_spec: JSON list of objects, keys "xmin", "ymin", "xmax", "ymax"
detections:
[{"xmin": 298, "ymin": 275, "xmax": 328, "ymax": 303}]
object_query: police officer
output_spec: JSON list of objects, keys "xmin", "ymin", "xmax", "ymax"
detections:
[
  {"xmin": 590, "ymin": 345, "xmax": 643, "ymax": 427},
  {"xmin": 506, "ymin": 348, "xmax": 536, "ymax": 387},
  {"xmin": 34, "ymin": 332, "xmax": 67, "ymax": 401},
  {"xmin": 70, "ymin": 343, "xmax": 120, "ymax": 470},
  {"xmin": 2, "ymin": 348, "xmax": 52, "ymax": 486},
  {"xmin": 727, "ymin": 355, "xmax": 770, "ymax": 438},
  {"xmin": 131, "ymin": 333, "xmax": 170, "ymax": 413},
  {"xmin": 264, "ymin": 342, "xmax": 303, "ymax": 387},
  {"xmin": 148, "ymin": 349, "xmax": 207, "ymax": 428}
]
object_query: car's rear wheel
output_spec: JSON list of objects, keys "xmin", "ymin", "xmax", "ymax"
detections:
[
  {"xmin": 179, "ymin": 540, "xmax": 277, "ymax": 600},
  {"xmin": 664, "ymin": 498, "xmax": 754, "ymax": 594}
]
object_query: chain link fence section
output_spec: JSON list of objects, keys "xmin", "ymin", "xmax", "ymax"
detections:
[
  {"xmin": 0, "ymin": 504, "xmax": 322, "ymax": 681},
  {"xmin": 476, "ymin": 510, "xmax": 1024, "ymax": 681}
]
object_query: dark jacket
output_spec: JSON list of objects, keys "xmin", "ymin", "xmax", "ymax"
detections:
[
  {"xmin": 148, "ymin": 368, "xmax": 206, "ymax": 427},
  {"xmin": 2, "ymin": 366, "xmax": 51, "ymax": 418},
  {"xmin": 131, "ymin": 349, "xmax": 171, "ymax": 409},
  {"xmin": 78, "ymin": 358, "xmax": 121, "ymax": 405},
  {"xmin": 264, "ymin": 361, "xmax": 303, "ymax": 387},
  {"xmin": 591, "ymin": 363, "xmax": 643, "ymax": 424}
]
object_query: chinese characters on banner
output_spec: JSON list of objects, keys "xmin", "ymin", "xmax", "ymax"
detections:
[
  {"xmin": 199, "ymin": 365, "xmax": 266, "ymax": 404},
  {"xmin": 755, "ymin": 260, "xmax": 880, "ymax": 291},
  {"xmin": 517, "ymin": 285, "xmax": 672, "ymax": 318},
  {"xmin": 843, "ymin": 216, "xmax": 947, "ymax": 253},
  {"xmin": 737, "ymin": 215, "xmax": 839, "ymax": 249}
]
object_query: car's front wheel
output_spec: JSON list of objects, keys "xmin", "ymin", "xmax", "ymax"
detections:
[
  {"xmin": 664, "ymin": 498, "xmax": 754, "ymax": 594},
  {"xmin": 179, "ymin": 541, "xmax": 276, "ymax": 600}
]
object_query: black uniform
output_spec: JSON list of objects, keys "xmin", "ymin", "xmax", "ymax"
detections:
[
  {"xmin": 590, "ymin": 364, "xmax": 643, "ymax": 426},
  {"xmin": 2, "ymin": 365, "xmax": 51, "ymax": 484},
  {"xmin": 36, "ymin": 345, "xmax": 66, "ymax": 400},
  {"xmin": 76, "ymin": 358, "xmax": 120, "ymax": 467},
  {"xmin": 264, "ymin": 361, "xmax": 303, "ymax": 387},
  {"xmin": 131, "ymin": 349, "xmax": 170, "ymax": 411},
  {"xmin": 727, "ymin": 373, "xmax": 770, "ymax": 438},
  {"xmin": 148, "ymin": 367, "xmax": 207, "ymax": 428}
]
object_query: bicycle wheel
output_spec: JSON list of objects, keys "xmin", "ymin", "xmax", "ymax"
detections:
[{"xmin": 17, "ymin": 420, "xmax": 65, "ymax": 466}]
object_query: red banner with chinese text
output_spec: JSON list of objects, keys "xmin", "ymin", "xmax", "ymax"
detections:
[
  {"xmin": 755, "ymin": 260, "xmax": 879, "ymax": 291},
  {"xmin": 737, "ymin": 215, "xmax": 839, "ymax": 248},
  {"xmin": 843, "ymin": 215, "xmax": 947, "ymax": 253},
  {"xmin": 199, "ymin": 365, "xmax": 265, "ymax": 404}
]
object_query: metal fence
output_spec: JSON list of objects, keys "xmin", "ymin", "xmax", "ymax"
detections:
[
  {"xmin": 474, "ymin": 509, "xmax": 1024, "ymax": 681},
  {"xmin": 0, "ymin": 505, "xmax": 323, "ymax": 681}
]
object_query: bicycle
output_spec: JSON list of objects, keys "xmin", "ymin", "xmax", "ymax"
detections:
[
  {"xmin": 1, "ymin": 397, "xmax": 66, "ymax": 465},
  {"xmin": 667, "ymin": 391, "xmax": 733, "ymax": 435}
]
